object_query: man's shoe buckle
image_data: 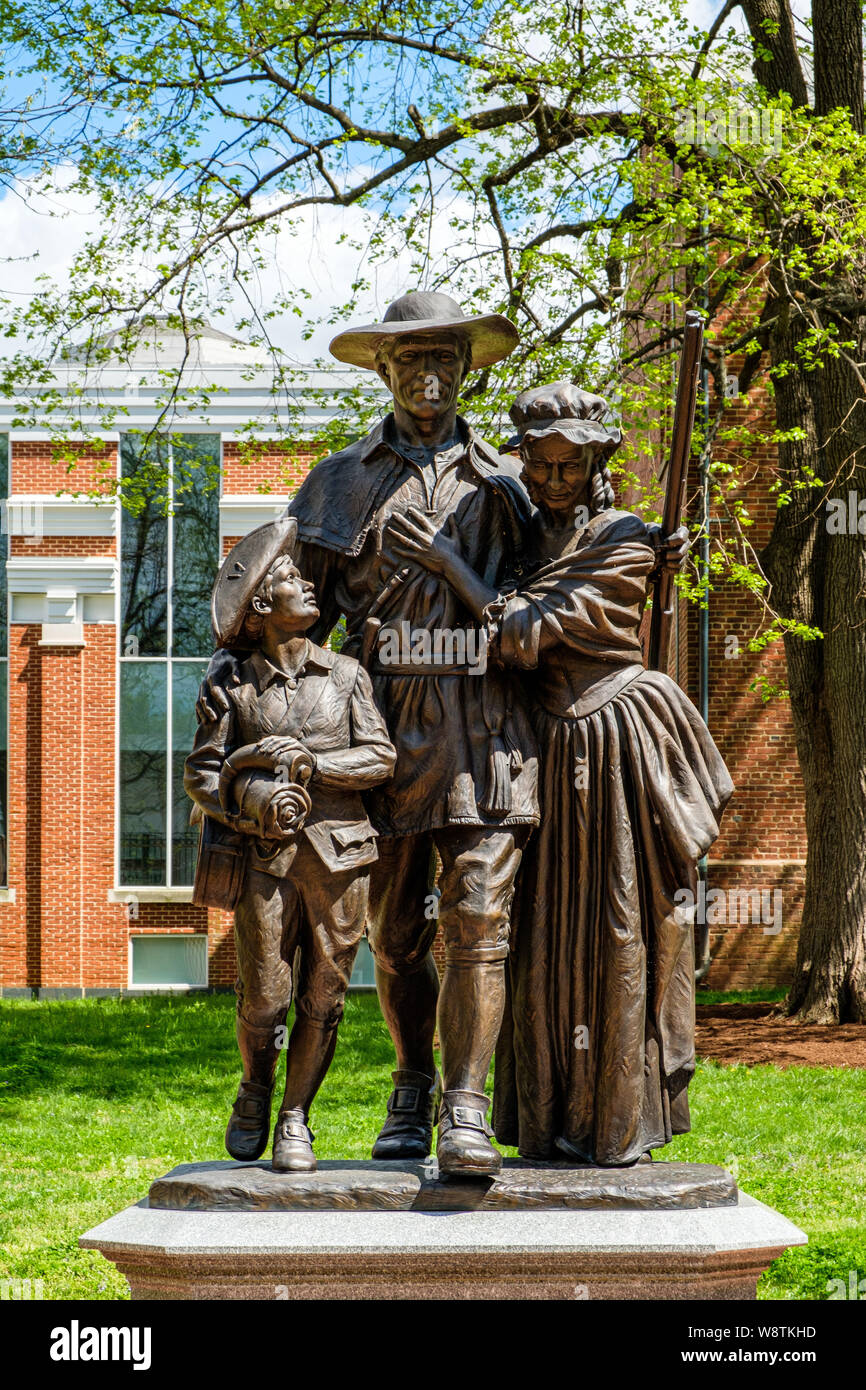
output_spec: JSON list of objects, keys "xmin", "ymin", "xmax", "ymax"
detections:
[
  {"xmin": 278, "ymin": 1119, "xmax": 312, "ymax": 1142},
  {"xmin": 451, "ymin": 1106, "xmax": 486, "ymax": 1131}
]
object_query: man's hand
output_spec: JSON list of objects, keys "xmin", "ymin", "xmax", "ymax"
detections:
[
  {"xmin": 385, "ymin": 507, "xmax": 462, "ymax": 576},
  {"xmin": 196, "ymin": 648, "xmax": 240, "ymax": 723}
]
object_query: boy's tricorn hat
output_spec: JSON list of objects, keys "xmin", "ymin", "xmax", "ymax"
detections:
[
  {"xmin": 505, "ymin": 381, "xmax": 622, "ymax": 457},
  {"xmin": 211, "ymin": 515, "xmax": 298, "ymax": 649},
  {"xmin": 329, "ymin": 291, "xmax": 519, "ymax": 371}
]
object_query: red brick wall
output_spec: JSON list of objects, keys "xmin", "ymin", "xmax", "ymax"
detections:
[
  {"xmin": 3, "ymin": 624, "xmax": 129, "ymax": 988},
  {"xmin": 9, "ymin": 536, "xmax": 116, "ymax": 558},
  {"xmin": 222, "ymin": 442, "xmax": 317, "ymax": 496},
  {"xmin": 688, "ymin": 377, "xmax": 806, "ymax": 990},
  {"xmin": 207, "ymin": 907, "xmax": 237, "ymax": 987},
  {"xmin": 11, "ymin": 439, "xmax": 117, "ymax": 494}
]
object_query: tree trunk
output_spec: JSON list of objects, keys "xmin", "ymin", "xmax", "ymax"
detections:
[
  {"xmin": 744, "ymin": 0, "xmax": 866, "ymax": 1020},
  {"xmin": 762, "ymin": 330, "xmax": 866, "ymax": 1022}
]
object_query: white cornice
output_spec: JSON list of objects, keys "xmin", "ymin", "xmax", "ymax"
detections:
[
  {"xmin": 5, "ymin": 495, "xmax": 116, "ymax": 537},
  {"xmin": 109, "ymin": 887, "xmax": 195, "ymax": 904},
  {"xmin": 7, "ymin": 556, "xmax": 118, "ymax": 594},
  {"xmin": 0, "ymin": 366, "xmax": 386, "ymax": 434},
  {"xmin": 219, "ymin": 494, "xmax": 287, "ymax": 539}
]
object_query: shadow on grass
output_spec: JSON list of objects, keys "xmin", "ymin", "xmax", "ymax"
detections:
[{"xmin": 0, "ymin": 993, "xmax": 395, "ymax": 1103}]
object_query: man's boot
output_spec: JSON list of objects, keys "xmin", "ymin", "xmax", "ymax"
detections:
[
  {"xmin": 225, "ymin": 1016, "xmax": 281, "ymax": 1161},
  {"xmin": 372, "ymin": 1069, "xmax": 441, "ymax": 1160},
  {"xmin": 272, "ymin": 1108, "xmax": 316, "ymax": 1173},
  {"xmin": 435, "ymin": 953, "xmax": 507, "ymax": 1177},
  {"xmin": 437, "ymin": 1090, "xmax": 501, "ymax": 1177}
]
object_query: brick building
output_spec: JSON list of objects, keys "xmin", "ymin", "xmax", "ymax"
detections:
[
  {"xmin": 0, "ymin": 320, "xmax": 805, "ymax": 997},
  {"xmin": 662, "ymin": 371, "xmax": 806, "ymax": 992}
]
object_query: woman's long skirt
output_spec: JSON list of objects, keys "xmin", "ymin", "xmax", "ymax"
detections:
[{"xmin": 492, "ymin": 669, "xmax": 733, "ymax": 1165}]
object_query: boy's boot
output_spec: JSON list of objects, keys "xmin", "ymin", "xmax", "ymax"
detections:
[{"xmin": 225, "ymin": 1016, "xmax": 281, "ymax": 1161}]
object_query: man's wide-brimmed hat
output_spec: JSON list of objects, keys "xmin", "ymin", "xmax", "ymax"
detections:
[
  {"xmin": 211, "ymin": 515, "xmax": 298, "ymax": 649},
  {"xmin": 328, "ymin": 291, "xmax": 519, "ymax": 371},
  {"xmin": 505, "ymin": 381, "xmax": 622, "ymax": 458}
]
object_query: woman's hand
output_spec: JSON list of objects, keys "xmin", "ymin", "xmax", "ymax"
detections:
[
  {"xmin": 384, "ymin": 507, "xmax": 462, "ymax": 576},
  {"xmin": 649, "ymin": 524, "xmax": 690, "ymax": 577}
]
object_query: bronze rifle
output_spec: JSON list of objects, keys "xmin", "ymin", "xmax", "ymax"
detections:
[{"xmin": 647, "ymin": 310, "xmax": 705, "ymax": 672}]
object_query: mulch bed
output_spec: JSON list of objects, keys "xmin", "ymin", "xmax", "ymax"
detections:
[{"xmin": 695, "ymin": 1002, "xmax": 866, "ymax": 1068}]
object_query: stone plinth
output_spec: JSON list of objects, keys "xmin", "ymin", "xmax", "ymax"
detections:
[
  {"xmin": 148, "ymin": 1157, "xmax": 738, "ymax": 1213},
  {"xmin": 80, "ymin": 1160, "xmax": 807, "ymax": 1300}
]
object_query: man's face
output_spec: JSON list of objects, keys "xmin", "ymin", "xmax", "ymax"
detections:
[
  {"xmin": 520, "ymin": 436, "xmax": 595, "ymax": 516},
  {"xmin": 252, "ymin": 557, "xmax": 319, "ymax": 633},
  {"xmin": 378, "ymin": 333, "xmax": 467, "ymax": 423}
]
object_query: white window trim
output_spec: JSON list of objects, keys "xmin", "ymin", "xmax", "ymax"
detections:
[{"xmin": 109, "ymin": 887, "xmax": 195, "ymax": 905}]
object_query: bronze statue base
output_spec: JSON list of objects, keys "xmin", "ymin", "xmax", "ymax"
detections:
[
  {"xmin": 148, "ymin": 1157, "xmax": 738, "ymax": 1212},
  {"xmin": 81, "ymin": 1171, "xmax": 807, "ymax": 1299}
]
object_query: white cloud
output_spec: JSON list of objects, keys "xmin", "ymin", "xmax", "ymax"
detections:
[{"xmin": 0, "ymin": 166, "xmax": 489, "ymax": 363}]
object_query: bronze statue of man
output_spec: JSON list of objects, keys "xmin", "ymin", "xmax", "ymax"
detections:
[{"xmin": 201, "ymin": 292, "xmax": 538, "ymax": 1176}]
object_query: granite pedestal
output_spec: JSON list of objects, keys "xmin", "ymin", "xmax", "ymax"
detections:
[{"xmin": 80, "ymin": 1159, "xmax": 807, "ymax": 1300}]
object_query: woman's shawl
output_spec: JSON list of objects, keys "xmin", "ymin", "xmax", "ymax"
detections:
[{"xmin": 493, "ymin": 509, "xmax": 657, "ymax": 670}]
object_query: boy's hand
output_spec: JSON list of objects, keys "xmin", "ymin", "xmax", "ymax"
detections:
[{"xmin": 256, "ymin": 736, "xmax": 315, "ymax": 783}]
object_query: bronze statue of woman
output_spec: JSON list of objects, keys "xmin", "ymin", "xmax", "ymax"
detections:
[{"xmin": 386, "ymin": 381, "xmax": 733, "ymax": 1166}]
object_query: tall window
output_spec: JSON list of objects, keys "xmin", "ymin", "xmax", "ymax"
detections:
[
  {"xmin": 0, "ymin": 433, "xmax": 7, "ymax": 886},
  {"xmin": 118, "ymin": 434, "xmax": 219, "ymax": 886}
]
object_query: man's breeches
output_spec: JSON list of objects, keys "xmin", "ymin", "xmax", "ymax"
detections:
[
  {"xmin": 233, "ymin": 838, "xmax": 368, "ymax": 1031},
  {"xmin": 367, "ymin": 826, "xmax": 525, "ymax": 976}
]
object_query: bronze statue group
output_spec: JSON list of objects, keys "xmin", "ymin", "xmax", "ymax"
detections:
[{"xmin": 186, "ymin": 292, "xmax": 732, "ymax": 1178}]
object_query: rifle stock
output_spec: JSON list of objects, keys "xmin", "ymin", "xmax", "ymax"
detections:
[{"xmin": 647, "ymin": 311, "xmax": 704, "ymax": 672}]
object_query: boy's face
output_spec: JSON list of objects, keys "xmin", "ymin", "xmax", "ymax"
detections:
[{"xmin": 251, "ymin": 556, "xmax": 319, "ymax": 634}]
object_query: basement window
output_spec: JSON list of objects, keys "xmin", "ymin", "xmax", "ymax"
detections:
[{"xmin": 130, "ymin": 934, "xmax": 208, "ymax": 988}]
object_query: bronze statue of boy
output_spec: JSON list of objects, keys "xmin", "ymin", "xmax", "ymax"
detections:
[{"xmin": 184, "ymin": 516, "xmax": 395, "ymax": 1171}]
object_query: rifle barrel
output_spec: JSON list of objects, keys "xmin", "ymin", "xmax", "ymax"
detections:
[{"xmin": 648, "ymin": 312, "xmax": 704, "ymax": 672}]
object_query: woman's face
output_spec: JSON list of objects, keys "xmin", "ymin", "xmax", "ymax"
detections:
[{"xmin": 519, "ymin": 436, "xmax": 595, "ymax": 516}]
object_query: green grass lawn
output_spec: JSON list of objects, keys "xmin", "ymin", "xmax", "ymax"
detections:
[{"xmin": 1, "ymin": 992, "xmax": 863, "ymax": 1301}]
